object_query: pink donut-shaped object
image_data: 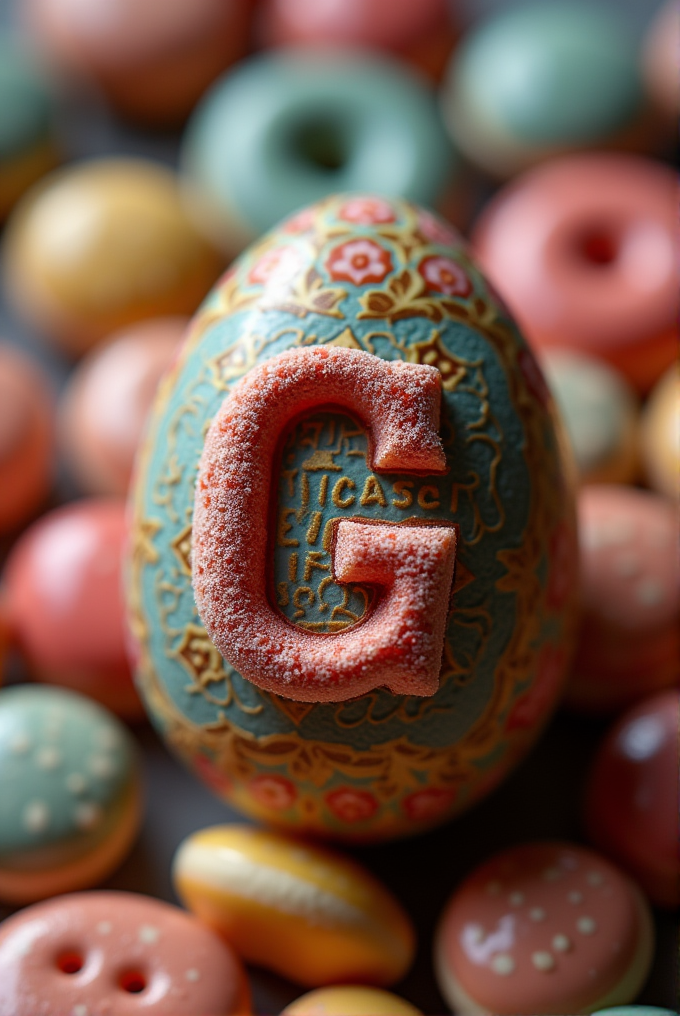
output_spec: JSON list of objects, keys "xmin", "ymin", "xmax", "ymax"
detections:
[
  {"xmin": 473, "ymin": 154, "xmax": 678, "ymax": 393},
  {"xmin": 0, "ymin": 891, "xmax": 250, "ymax": 1015}
]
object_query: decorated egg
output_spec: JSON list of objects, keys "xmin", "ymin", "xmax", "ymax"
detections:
[{"xmin": 127, "ymin": 194, "xmax": 577, "ymax": 841}]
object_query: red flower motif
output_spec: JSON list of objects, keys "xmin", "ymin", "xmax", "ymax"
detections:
[
  {"xmin": 338, "ymin": 197, "xmax": 396, "ymax": 226},
  {"xmin": 326, "ymin": 239, "xmax": 392, "ymax": 286},
  {"xmin": 193, "ymin": 753, "xmax": 232, "ymax": 795},
  {"xmin": 402, "ymin": 786, "xmax": 456, "ymax": 821},
  {"xmin": 282, "ymin": 208, "xmax": 315, "ymax": 234},
  {"xmin": 546, "ymin": 519, "xmax": 576, "ymax": 611},
  {"xmin": 325, "ymin": 787, "xmax": 378, "ymax": 823},
  {"xmin": 249, "ymin": 774, "xmax": 297, "ymax": 811},
  {"xmin": 248, "ymin": 246, "xmax": 303, "ymax": 287},
  {"xmin": 518, "ymin": 347, "xmax": 551, "ymax": 408},
  {"xmin": 506, "ymin": 644, "xmax": 566, "ymax": 732},
  {"xmin": 418, "ymin": 255, "xmax": 471, "ymax": 297},
  {"xmin": 417, "ymin": 211, "xmax": 461, "ymax": 246}
]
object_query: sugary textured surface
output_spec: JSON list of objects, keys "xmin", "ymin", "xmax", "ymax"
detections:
[
  {"xmin": 193, "ymin": 345, "xmax": 454, "ymax": 701},
  {"xmin": 473, "ymin": 154, "xmax": 678, "ymax": 393},
  {"xmin": 0, "ymin": 890, "xmax": 249, "ymax": 1015},
  {"xmin": 567, "ymin": 485, "xmax": 679, "ymax": 712},
  {"xmin": 0, "ymin": 685, "xmax": 140, "ymax": 903},
  {"xmin": 283, "ymin": 986, "xmax": 423, "ymax": 1015},
  {"xmin": 434, "ymin": 842, "xmax": 654, "ymax": 1016},
  {"xmin": 128, "ymin": 192, "xmax": 577, "ymax": 839},
  {"xmin": 0, "ymin": 343, "xmax": 53, "ymax": 533},
  {"xmin": 173, "ymin": 824, "xmax": 415, "ymax": 986},
  {"xmin": 585, "ymin": 690, "xmax": 680, "ymax": 909}
]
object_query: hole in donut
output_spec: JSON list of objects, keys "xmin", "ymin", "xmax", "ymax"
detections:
[
  {"xmin": 288, "ymin": 115, "xmax": 350, "ymax": 172},
  {"xmin": 575, "ymin": 228, "xmax": 619, "ymax": 266},
  {"xmin": 119, "ymin": 970, "xmax": 147, "ymax": 994},
  {"xmin": 56, "ymin": 951, "xmax": 84, "ymax": 974}
]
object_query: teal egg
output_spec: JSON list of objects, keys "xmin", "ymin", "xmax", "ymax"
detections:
[
  {"xmin": 128, "ymin": 194, "xmax": 577, "ymax": 840},
  {"xmin": 442, "ymin": 1, "xmax": 642, "ymax": 177},
  {"xmin": 181, "ymin": 50, "xmax": 457, "ymax": 253}
]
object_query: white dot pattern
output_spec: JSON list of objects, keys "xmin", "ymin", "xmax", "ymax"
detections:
[
  {"xmin": 577, "ymin": 916, "xmax": 597, "ymax": 935},
  {"xmin": 532, "ymin": 951, "xmax": 555, "ymax": 972},
  {"xmin": 491, "ymin": 954, "xmax": 515, "ymax": 975},
  {"xmin": 23, "ymin": 801, "xmax": 49, "ymax": 833},
  {"xmin": 138, "ymin": 925, "xmax": 160, "ymax": 944},
  {"xmin": 529, "ymin": 907, "xmax": 546, "ymax": 922},
  {"xmin": 552, "ymin": 934, "xmax": 572, "ymax": 952},
  {"xmin": 185, "ymin": 969, "xmax": 200, "ymax": 982}
]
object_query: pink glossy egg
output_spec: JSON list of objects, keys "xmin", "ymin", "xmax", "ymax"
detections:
[
  {"xmin": 3, "ymin": 498, "xmax": 143, "ymax": 719},
  {"xmin": 24, "ymin": 0, "xmax": 254, "ymax": 124},
  {"xmin": 0, "ymin": 343, "xmax": 52, "ymax": 534},
  {"xmin": 259, "ymin": 0, "xmax": 456, "ymax": 79},
  {"xmin": 567, "ymin": 485, "xmax": 679, "ymax": 713},
  {"xmin": 585, "ymin": 690, "xmax": 679, "ymax": 909},
  {"xmin": 59, "ymin": 317, "xmax": 187, "ymax": 496}
]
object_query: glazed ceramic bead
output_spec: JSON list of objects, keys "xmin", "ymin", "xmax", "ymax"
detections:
[
  {"xmin": 641, "ymin": 0, "xmax": 678, "ymax": 120},
  {"xmin": 585, "ymin": 690, "xmax": 679, "ymax": 910},
  {"xmin": 473, "ymin": 154, "xmax": 678, "ymax": 393},
  {"xmin": 173, "ymin": 825, "xmax": 415, "ymax": 986},
  {"xmin": 3, "ymin": 158, "xmax": 222, "ymax": 355},
  {"xmin": 441, "ymin": 1, "xmax": 644, "ymax": 179},
  {"xmin": 434, "ymin": 842, "xmax": 654, "ymax": 1016},
  {"xmin": 640, "ymin": 365, "xmax": 678, "ymax": 502},
  {"xmin": 180, "ymin": 52, "xmax": 457, "ymax": 254},
  {"xmin": 0, "ymin": 36, "xmax": 59, "ymax": 219},
  {"xmin": 567, "ymin": 486, "xmax": 679, "ymax": 713},
  {"xmin": 540, "ymin": 351, "xmax": 639, "ymax": 486},
  {"xmin": 4, "ymin": 498, "xmax": 142, "ymax": 719},
  {"xmin": 59, "ymin": 317, "xmax": 187, "ymax": 496},
  {"xmin": 0, "ymin": 890, "xmax": 250, "ymax": 1015},
  {"xmin": 259, "ymin": 0, "xmax": 456, "ymax": 81},
  {"xmin": 23, "ymin": 0, "xmax": 253, "ymax": 126},
  {"xmin": 282, "ymin": 987, "xmax": 422, "ymax": 1015},
  {"xmin": 127, "ymin": 193, "xmax": 577, "ymax": 840},
  {"xmin": 0, "ymin": 685, "xmax": 141, "ymax": 903},
  {"xmin": 0, "ymin": 343, "xmax": 53, "ymax": 534}
]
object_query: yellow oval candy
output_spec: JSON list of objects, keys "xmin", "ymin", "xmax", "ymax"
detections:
[
  {"xmin": 3, "ymin": 158, "xmax": 222, "ymax": 355},
  {"xmin": 282, "ymin": 986, "xmax": 422, "ymax": 1015},
  {"xmin": 172, "ymin": 825, "xmax": 415, "ymax": 987}
]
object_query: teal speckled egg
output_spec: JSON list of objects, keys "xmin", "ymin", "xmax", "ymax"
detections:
[{"xmin": 128, "ymin": 194, "xmax": 577, "ymax": 841}]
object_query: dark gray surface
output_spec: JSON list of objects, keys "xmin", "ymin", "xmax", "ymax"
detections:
[{"xmin": 0, "ymin": 0, "xmax": 677, "ymax": 1012}]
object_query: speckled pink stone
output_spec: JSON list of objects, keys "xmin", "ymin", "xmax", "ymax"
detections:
[
  {"xmin": 0, "ymin": 890, "xmax": 249, "ymax": 1015},
  {"xmin": 567, "ymin": 485, "xmax": 679, "ymax": 712},
  {"xmin": 435, "ymin": 842, "xmax": 654, "ymax": 1016},
  {"xmin": 192, "ymin": 345, "xmax": 454, "ymax": 702}
]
